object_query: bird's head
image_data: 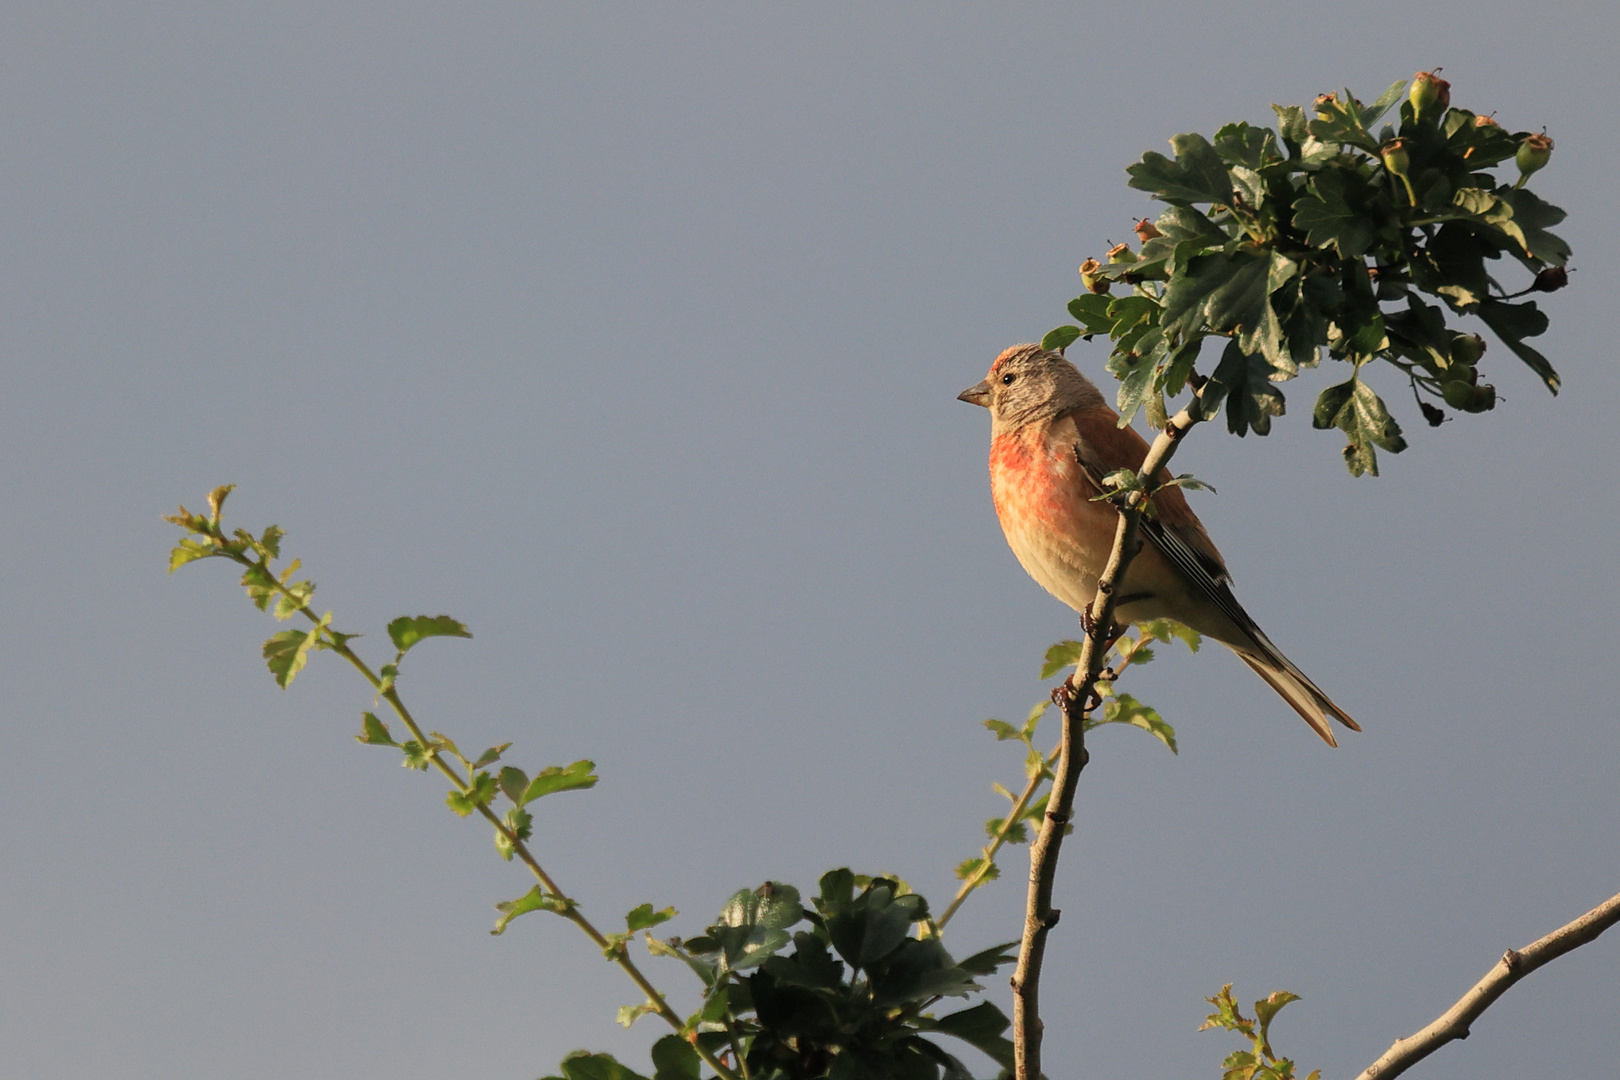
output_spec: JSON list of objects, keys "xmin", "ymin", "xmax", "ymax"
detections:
[{"xmin": 958, "ymin": 344, "xmax": 1104, "ymax": 431}]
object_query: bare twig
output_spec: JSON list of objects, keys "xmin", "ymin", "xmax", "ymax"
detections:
[
  {"xmin": 1355, "ymin": 888, "xmax": 1620, "ymax": 1080},
  {"xmin": 1011, "ymin": 402, "xmax": 1204, "ymax": 1080}
]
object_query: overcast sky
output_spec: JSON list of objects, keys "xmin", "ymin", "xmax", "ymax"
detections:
[{"xmin": 3, "ymin": 4, "xmax": 1617, "ymax": 1079}]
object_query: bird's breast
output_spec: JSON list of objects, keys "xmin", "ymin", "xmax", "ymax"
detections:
[{"xmin": 988, "ymin": 427, "xmax": 1116, "ymax": 613}]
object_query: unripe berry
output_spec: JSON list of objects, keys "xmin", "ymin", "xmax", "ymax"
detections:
[
  {"xmin": 1133, "ymin": 218, "xmax": 1161, "ymax": 242},
  {"xmin": 1380, "ymin": 138, "xmax": 1411, "ymax": 177},
  {"xmin": 1409, "ymin": 70, "xmax": 1451, "ymax": 121},
  {"xmin": 1516, "ymin": 133, "xmax": 1553, "ymax": 182},
  {"xmin": 1079, "ymin": 258, "xmax": 1109, "ymax": 295},
  {"xmin": 1531, "ymin": 266, "xmax": 1569, "ymax": 293},
  {"xmin": 1448, "ymin": 333, "xmax": 1486, "ymax": 367},
  {"xmin": 1106, "ymin": 242, "xmax": 1131, "ymax": 263}
]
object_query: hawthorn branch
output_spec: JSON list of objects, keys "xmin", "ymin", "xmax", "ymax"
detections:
[
  {"xmin": 1355, "ymin": 888, "xmax": 1620, "ymax": 1080},
  {"xmin": 1010, "ymin": 400, "xmax": 1205, "ymax": 1080}
]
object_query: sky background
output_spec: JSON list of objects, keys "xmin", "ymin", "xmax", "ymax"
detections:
[{"xmin": 3, "ymin": 4, "xmax": 1617, "ymax": 1078}]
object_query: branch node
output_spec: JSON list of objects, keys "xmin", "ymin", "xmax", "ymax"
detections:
[
  {"xmin": 1501, "ymin": 948, "xmax": 1522, "ymax": 970},
  {"xmin": 1042, "ymin": 908, "xmax": 1062, "ymax": 929},
  {"xmin": 1045, "ymin": 810, "xmax": 1070, "ymax": 825}
]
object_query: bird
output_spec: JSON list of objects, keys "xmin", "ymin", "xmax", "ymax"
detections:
[{"xmin": 959, "ymin": 342, "xmax": 1359, "ymax": 746}]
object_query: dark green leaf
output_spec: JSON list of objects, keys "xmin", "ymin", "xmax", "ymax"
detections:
[
  {"xmin": 543, "ymin": 1051, "xmax": 652, "ymax": 1080},
  {"xmin": 1161, "ymin": 251, "xmax": 1289, "ymax": 367},
  {"xmin": 648, "ymin": 1035, "xmax": 702, "ymax": 1080},
  {"xmin": 1068, "ymin": 293, "xmax": 1115, "ymax": 333},
  {"xmin": 1476, "ymin": 298, "xmax": 1559, "ymax": 393},
  {"xmin": 1127, "ymin": 133, "xmax": 1234, "ymax": 204},
  {"xmin": 386, "ymin": 614, "xmax": 472, "ymax": 654},
  {"xmin": 1292, "ymin": 170, "xmax": 1375, "ymax": 258},
  {"xmin": 1212, "ymin": 122, "xmax": 1281, "ymax": 169},
  {"xmin": 518, "ymin": 760, "xmax": 599, "ymax": 805},
  {"xmin": 927, "ymin": 1000, "xmax": 1015, "ymax": 1069},
  {"xmin": 1042, "ymin": 325, "xmax": 1083, "ymax": 352},
  {"xmin": 1201, "ymin": 341, "xmax": 1285, "ymax": 437},
  {"xmin": 1496, "ymin": 187, "xmax": 1570, "ymax": 266},
  {"xmin": 955, "ymin": 941, "xmax": 1019, "ymax": 976},
  {"xmin": 1314, "ymin": 371, "xmax": 1406, "ymax": 477}
]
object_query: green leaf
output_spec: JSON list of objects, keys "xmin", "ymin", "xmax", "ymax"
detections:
[
  {"xmin": 1161, "ymin": 251, "xmax": 1288, "ymax": 367},
  {"xmin": 1313, "ymin": 371, "xmax": 1407, "ymax": 477},
  {"xmin": 1254, "ymin": 990, "xmax": 1302, "ymax": 1041},
  {"xmin": 1363, "ymin": 78, "xmax": 1409, "ymax": 127},
  {"xmin": 1021, "ymin": 699, "xmax": 1048, "ymax": 739},
  {"xmin": 1292, "ymin": 169, "xmax": 1375, "ymax": 258},
  {"xmin": 982, "ymin": 718, "xmax": 1021, "ymax": 742},
  {"xmin": 491, "ymin": 885, "xmax": 573, "ymax": 935},
  {"xmin": 955, "ymin": 856, "xmax": 999, "ymax": 882},
  {"xmin": 1494, "ymin": 187, "xmax": 1570, "ymax": 266},
  {"xmin": 1041, "ymin": 640, "xmax": 1085, "ymax": 680},
  {"xmin": 954, "ymin": 940, "xmax": 1019, "ymax": 976},
  {"xmin": 616, "ymin": 1001, "xmax": 659, "ymax": 1028},
  {"xmin": 1042, "ymin": 325, "xmax": 1083, "ymax": 352},
  {"xmin": 399, "ymin": 741, "xmax": 432, "ymax": 770},
  {"xmin": 1092, "ymin": 692, "xmax": 1177, "ymax": 753},
  {"xmin": 494, "ymin": 806, "xmax": 532, "ymax": 860},
  {"xmin": 1476, "ymin": 298, "xmax": 1559, "ymax": 392},
  {"xmin": 355, "ymin": 711, "xmax": 396, "ymax": 746},
  {"xmin": 1306, "ymin": 93, "xmax": 1379, "ymax": 152},
  {"xmin": 1154, "ymin": 205, "xmax": 1229, "ymax": 245},
  {"xmin": 1068, "ymin": 293, "xmax": 1115, "ymax": 333},
  {"xmin": 714, "ymin": 883, "xmax": 805, "ymax": 971},
  {"xmin": 257, "ymin": 524, "xmax": 284, "ymax": 559},
  {"xmin": 1127, "ymin": 132, "xmax": 1234, "ymax": 204},
  {"xmin": 446, "ymin": 771, "xmax": 498, "ymax": 817},
  {"xmin": 261, "ymin": 615, "xmax": 328, "ymax": 689},
  {"xmin": 206, "ymin": 484, "xmax": 235, "ymax": 523},
  {"xmin": 167, "ymin": 537, "xmax": 217, "ymax": 572},
  {"xmin": 927, "ymin": 1000, "xmax": 1015, "ymax": 1069},
  {"xmin": 626, "ymin": 903, "xmax": 677, "ymax": 932},
  {"xmin": 1202, "ymin": 341, "xmax": 1285, "ymax": 437},
  {"xmin": 385, "ymin": 614, "xmax": 472, "ymax": 654},
  {"xmin": 543, "ymin": 1051, "xmax": 652, "ymax": 1080},
  {"xmin": 473, "ymin": 743, "xmax": 510, "ymax": 769},
  {"xmin": 1212, "ymin": 121, "xmax": 1281, "ymax": 169},
  {"xmin": 497, "ymin": 765, "xmax": 529, "ymax": 804},
  {"xmin": 649, "ymin": 1035, "xmax": 702, "ymax": 1080},
  {"xmin": 517, "ymin": 760, "xmax": 599, "ymax": 805}
]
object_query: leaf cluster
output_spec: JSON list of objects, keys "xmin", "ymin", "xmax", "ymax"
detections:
[
  {"xmin": 604, "ymin": 873, "xmax": 1019, "ymax": 1080},
  {"xmin": 1043, "ymin": 75, "xmax": 1570, "ymax": 475},
  {"xmin": 1199, "ymin": 985, "xmax": 1319, "ymax": 1080}
]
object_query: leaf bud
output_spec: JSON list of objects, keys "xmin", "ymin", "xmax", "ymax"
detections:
[
  {"xmin": 1079, "ymin": 257, "xmax": 1110, "ymax": 295},
  {"xmin": 1133, "ymin": 218, "xmax": 1162, "ymax": 242},
  {"xmin": 1448, "ymin": 333, "xmax": 1486, "ymax": 367},
  {"xmin": 1409, "ymin": 70, "xmax": 1451, "ymax": 121},
  {"xmin": 1516, "ymin": 133, "xmax": 1553, "ymax": 181},
  {"xmin": 1106, "ymin": 242, "xmax": 1131, "ymax": 263},
  {"xmin": 1531, "ymin": 265, "xmax": 1569, "ymax": 292}
]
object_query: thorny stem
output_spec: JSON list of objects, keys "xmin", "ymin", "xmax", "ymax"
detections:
[
  {"xmin": 208, "ymin": 541, "xmax": 743, "ymax": 1080},
  {"xmin": 1011, "ymin": 401, "xmax": 1205, "ymax": 1080}
]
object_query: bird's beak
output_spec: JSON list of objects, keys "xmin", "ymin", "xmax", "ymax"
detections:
[{"xmin": 957, "ymin": 379, "xmax": 991, "ymax": 407}]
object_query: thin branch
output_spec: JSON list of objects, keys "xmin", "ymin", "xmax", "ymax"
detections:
[
  {"xmin": 1011, "ymin": 401, "xmax": 1205, "ymax": 1080},
  {"xmin": 1355, "ymin": 888, "xmax": 1620, "ymax": 1080},
  {"xmin": 205, "ymin": 541, "xmax": 744, "ymax": 1080},
  {"xmin": 936, "ymin": 746, "xmax": 1060, "ymax": 932}
]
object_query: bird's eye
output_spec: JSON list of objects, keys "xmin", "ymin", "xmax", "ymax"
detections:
[{"xmin": 1000, "ymin": 373, "xmax": 1016, "ymax": 385}]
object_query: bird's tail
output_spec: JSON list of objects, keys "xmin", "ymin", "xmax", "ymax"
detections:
[{"xmin": 1234, "ymin": 628, "xmax": 1360, "ymax": 747}]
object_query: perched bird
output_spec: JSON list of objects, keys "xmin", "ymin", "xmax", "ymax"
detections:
[{"xmin": 959, "ymin": 343, "xmax": 1359, "ymax": 746}]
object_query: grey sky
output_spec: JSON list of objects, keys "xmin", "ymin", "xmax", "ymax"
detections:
[{"xmin": 3, "ymin": 4, "xmax": 1616, "ymax": 1078}]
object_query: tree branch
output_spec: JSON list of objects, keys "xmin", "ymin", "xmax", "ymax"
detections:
[
  {"xmin": 1011, "ymin": 401, "xmax": 1204, "ymax": 1080},
  {"xmin": 1355, "ymin": 888, "xmax": 1620, "ymax": 1080}
]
